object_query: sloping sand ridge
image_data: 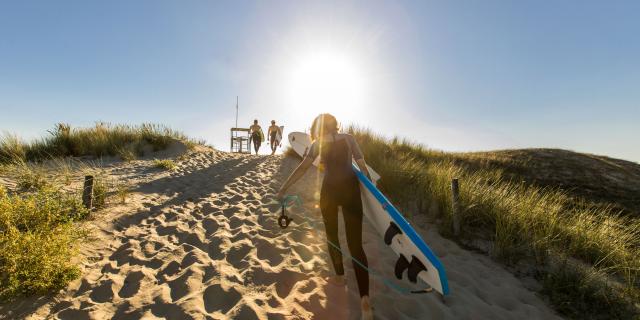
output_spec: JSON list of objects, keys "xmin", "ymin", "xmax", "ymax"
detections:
[{"xmin": 1, "ymin": 148, "xmax": 561, "ymax": 319}]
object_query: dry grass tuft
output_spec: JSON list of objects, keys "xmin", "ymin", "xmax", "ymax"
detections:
[{"xmin": 153, "ymin": 159, "xmax": 177, "ymax": 171}]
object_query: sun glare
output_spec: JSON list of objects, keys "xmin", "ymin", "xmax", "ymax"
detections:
[{"xmin": 287, "ymin": 51, "xmax": 366, "ymax": 124}]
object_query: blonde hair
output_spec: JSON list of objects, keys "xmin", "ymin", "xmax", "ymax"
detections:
[{"xmin": 310, "ymin": 113, "xmax": 339, "ymax": 141}]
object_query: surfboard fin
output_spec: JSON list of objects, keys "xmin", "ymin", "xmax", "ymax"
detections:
[
  {"xmin": 384, "ymin": 221, "xmax": 403, "ymax": 245},
  {"xmin": 408, "ymin": 256, "xmax": 427, "ymax": 283},
  {"xmin": 394, "ymin": 254, "xmax": 410, "ymax": 280},
  {"xmin": 395, "ymin": 254, "xmax": 428, "ymax": 283}
]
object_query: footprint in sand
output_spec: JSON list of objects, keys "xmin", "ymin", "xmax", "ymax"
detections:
[
  {"xmin": 89, "ymin": 279, "xmax": 115, "ymax": 303},
  {"xmin": 203, "ymin": 284, "xmax": 242, "ymax": 314},
  {"xmin": 118, "ymin": 271, "xmax": 146, "ymax": 298},
  {"xmin": 168, "ymin": 269, "xmax": 203, "ymax": 301},
  {"xmin": 157, "ymin": 260, "xmax": 181, "ymax": 280},
  {"xmin": 57, "ymin": 308, "xmax": 91, "ymax": 320}
]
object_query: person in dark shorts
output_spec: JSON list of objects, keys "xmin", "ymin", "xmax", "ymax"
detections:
[
  {"xmin": 249, "ymin": 119, "xmax": 262, "ymax": 154},
  {"xmin": 267, "ymin": 120, "xmax": 282, "ymax": 155},
  {"xmin": 276, "ymin": 113, "xmax": 373, "ymax": 320}
]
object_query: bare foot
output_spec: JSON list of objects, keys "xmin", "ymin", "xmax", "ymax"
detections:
[
  {"xmin": 325, "ymin": 275, "xmax": 346, "ymax": 286},
  {"xmin": 361, "ymin": 295, "xmax": 373, "ymax": 320}
]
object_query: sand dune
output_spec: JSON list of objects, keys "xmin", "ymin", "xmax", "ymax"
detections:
[{"xmin": 1, "ymin": 149, "xmax": 561, "ymax": 319}]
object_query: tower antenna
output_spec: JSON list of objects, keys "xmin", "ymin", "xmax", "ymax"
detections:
[{"xmin": 235, "ymin": 96, "xmax": 238, "ymax": 128}]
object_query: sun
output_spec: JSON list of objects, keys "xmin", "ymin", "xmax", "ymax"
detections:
[{"xmin": 287, "ymin": 51, "xmax": 366, "ymax": 124}]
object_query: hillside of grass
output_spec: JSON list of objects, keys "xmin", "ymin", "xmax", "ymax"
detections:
[
  {"xmin": 440, "ymin": 148, "xmax": 640, "ymax": 217},
  {"xmin": 0, "ymin": 122, "xmax": 198, "ymax": 164},
  {"xmin": 345, "ymin": 127, "xmax": 639, "ymax": 319}
]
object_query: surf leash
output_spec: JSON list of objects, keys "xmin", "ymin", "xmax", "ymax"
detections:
[
  {"xmin": 277, "ymin": 195, "xmax": 301, "ymax": 228},
  {"xmin": 277, "ymin": 194, "xmax": 433, "ymax": 295}
]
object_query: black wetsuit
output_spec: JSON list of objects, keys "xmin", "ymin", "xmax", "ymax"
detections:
[
  {"xmin": 251, "ymin": 131, "xmax": 261, "ymax": 153},
  {"xmin": 307, "ymin": 134, "xmax": 369, "ymax": 297},
  {"xmin": 270, "ymin": 128, "xmax": 279, "ymax": 152}
]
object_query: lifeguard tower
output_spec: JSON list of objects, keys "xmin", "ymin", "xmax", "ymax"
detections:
[
  {"xmin": 230, "ymin": 96, "xmax": 251, "ymax": 154},
  {"xmin": 230, "ymin": 127, "xmax": 250, "ymax": 153}
]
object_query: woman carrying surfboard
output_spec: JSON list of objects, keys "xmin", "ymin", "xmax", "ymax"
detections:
[{"xmin": 277, "ymin": 113, "xmax": 374, "ymax": 320}]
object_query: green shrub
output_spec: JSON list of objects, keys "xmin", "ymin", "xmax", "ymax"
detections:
[
  {"xmin": 0, "ymin": 226, "xmax": 82, "ymax": 300},
  {"xmin": 153, "ymin": 159, "xmax": 177, "ymax": 171},
  {"xmin": 0, "ymin": 187, "xmax": 88, "ymax": 300}
]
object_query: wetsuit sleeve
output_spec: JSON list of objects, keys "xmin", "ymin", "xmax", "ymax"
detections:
[
  {"xmin": 347, "ymin": 135, "xmax": 364, "ymax": 160},
  {"xmin": 304, "ymin": 141, "xmax": 319, "ymax": 160}
]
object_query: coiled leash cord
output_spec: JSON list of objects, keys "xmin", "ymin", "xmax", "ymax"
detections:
[{"xmin": 276, "ymin": 195, "xmax": 433, "ymax": 295}]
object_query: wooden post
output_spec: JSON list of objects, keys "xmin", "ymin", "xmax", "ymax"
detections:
[
  {"xmin": 451, "ymin": 178, "xmax": 461, "ymax": 236},
  {"xmin": 82, "ymin": 175, "xmax": 94, "ymax": 210}
]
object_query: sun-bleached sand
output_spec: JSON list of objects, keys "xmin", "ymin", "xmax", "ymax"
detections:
[{"xmin": 0, "ymin": 148, "xmax": 562, "ymax": 319}]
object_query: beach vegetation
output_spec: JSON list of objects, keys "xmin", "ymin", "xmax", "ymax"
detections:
[
  {"xmin": 345, "ymin": 126, "xmax": 639, "ymax": 319},
  {"xmin": 0, "ymin": 123, "xmax": 199, "ymax": 164},
  {"xmin": 0, "ymin": 185, "xmax": 88, "ymax": 300},
  {"xmin": 153, "ymin": 159, "xmax": 177, "ymax": 171},
  {"xmin": 0, "ymin": 150, "xmax": 136, "ymax": 301}
]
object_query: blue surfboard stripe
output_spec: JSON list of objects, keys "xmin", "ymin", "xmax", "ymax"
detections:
[{"xmin": 352, "ymin": 164, "xmax": 450, "ymax": 295}]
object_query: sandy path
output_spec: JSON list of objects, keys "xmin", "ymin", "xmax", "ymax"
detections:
[{"xmin": 1, "ymin": 150, "xmax": 561, "ymax": 319}]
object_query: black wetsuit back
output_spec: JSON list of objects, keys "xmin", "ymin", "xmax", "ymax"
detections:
[{"xmin": 319, "ymin": 135, "xmax": 369, "ymax": 297}]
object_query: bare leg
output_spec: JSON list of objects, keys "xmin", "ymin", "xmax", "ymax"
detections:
[
  {"xmin": 325, "ymin": 274, "xmax": 346, "ymax": 286},
  {"xmin": 361, "ymin": 296, "xmax": 373, "ymax": 320}
]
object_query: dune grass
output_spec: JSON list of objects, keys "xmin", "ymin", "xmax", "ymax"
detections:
[
  {"xmin": 346, "ymin": 127, "xmax": 639, "ymax": 319},
  {"xmin": 0, "ymin": 122, "xmax": 195, "ymax": 163}
]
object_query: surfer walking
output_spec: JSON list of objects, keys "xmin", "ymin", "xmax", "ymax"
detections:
[
  {"xmin": 249, "ymin": 119, "xmax": 263, "ymax": 154},
  {"xmin": 276, "ymin": 113, "xmax": 374, "ymax": 320},
  {"xmin": 267, "ymin": 120, "xmax": 282, "ymax": 155}
]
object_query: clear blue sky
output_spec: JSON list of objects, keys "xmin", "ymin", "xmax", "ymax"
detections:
[{"xmin": 1, "ymin": 1, "xmax": 638, "ymax": 161}]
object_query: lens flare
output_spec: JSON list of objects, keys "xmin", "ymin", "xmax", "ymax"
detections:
[{"xmin": 288, "ymin": 51, "xmax": 366, "ymax": 123}]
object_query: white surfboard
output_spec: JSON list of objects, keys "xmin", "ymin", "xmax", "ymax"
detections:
[
  {"xmin": 288, "ymin": 132, "xmax": 449, "ymax": 296},
  {"xmin": 275, "ymin": 126, "xmax": 285, "ymax": 146}
]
